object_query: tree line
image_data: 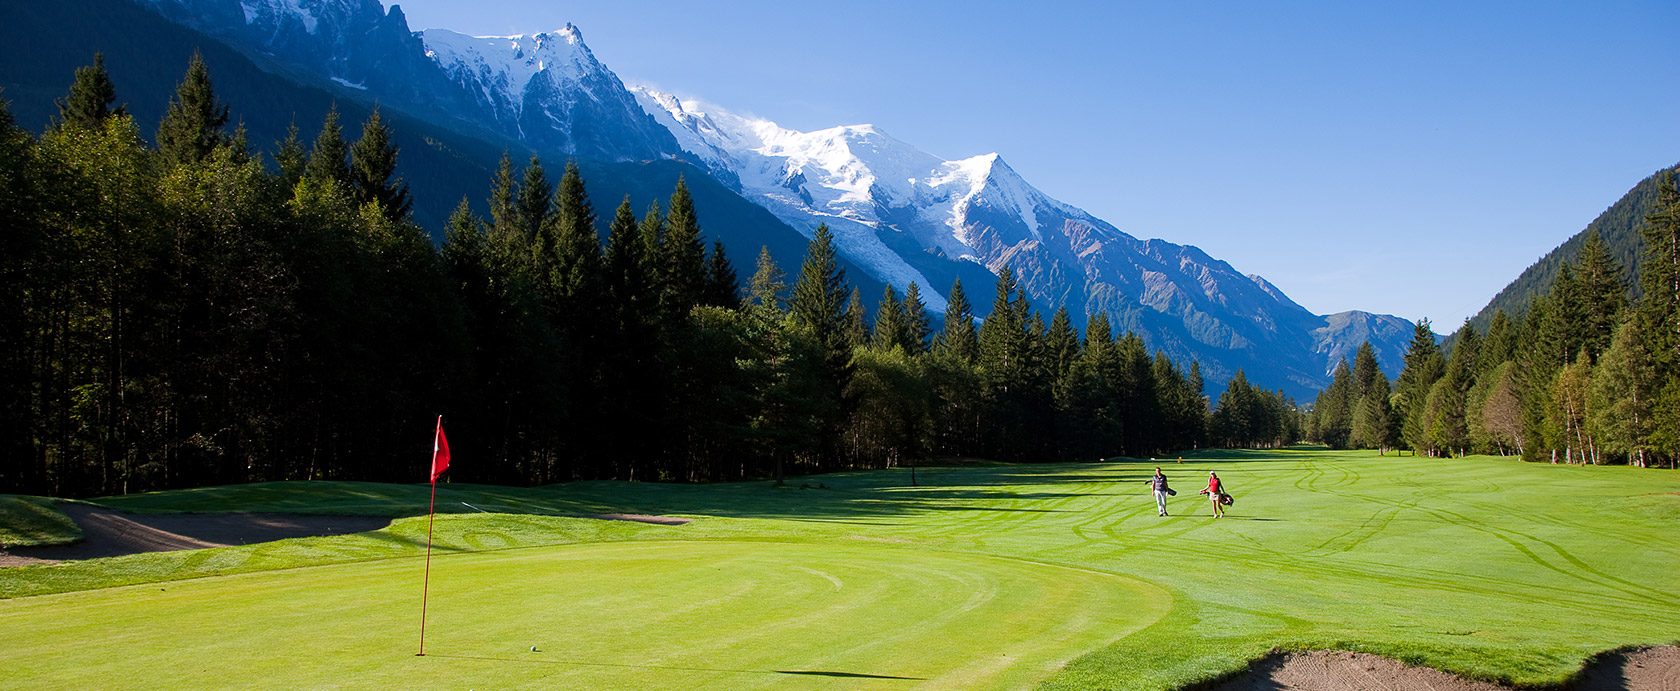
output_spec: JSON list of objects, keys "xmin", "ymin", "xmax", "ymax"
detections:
[
  {"xmin": 1, "ymin": 54, "xmax": 1294, "ymax": 498},
  {"xmin": 1307, "ymin": 179, "xmax": 1680, "ymax": 468}
]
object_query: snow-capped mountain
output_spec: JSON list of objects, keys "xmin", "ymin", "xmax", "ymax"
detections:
[
  {"xmin": 124, "ymin": 0, "xmax": 1422, "ymax": 393},
  {"xmin": 633, "ymin": 90, "xmax": 1398, "ymax": 390},
  {"xmin": 133, "ymin": 0, "xmax": 683, "ymax": 162}
]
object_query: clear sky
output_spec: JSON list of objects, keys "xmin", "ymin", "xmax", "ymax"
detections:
[{"xmin": 390, "ymin": 0, "xmax": 1678, "ymax": 330}]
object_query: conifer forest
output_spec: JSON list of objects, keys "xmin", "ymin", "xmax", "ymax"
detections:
[{"xmin": 6, "ymin": 55, "xmax": 1674, "ymax": 498}]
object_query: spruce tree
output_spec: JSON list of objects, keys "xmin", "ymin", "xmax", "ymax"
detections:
[
  {"xmin": 56, "ymin": 53, "xmax": 125, "ymax": 129},
  {"xmin": 660, "ymin": 177, "xmax": 708, "ymax": 317},
  {"xmin": 1045, "ymin": 306, "xmax": 1080, "ymax": 385},
  {"xmin": 902, "ymin": 282, "xmax": 931, "ymax": 354},
  {"xmin": 517, "ymin": 156, "xmax": 551, "ymax": 244},
  {"xmin": 872, "ymin": 286, "xmax": 908, "ymax": 351},
  {"xmin": 549, "ymin": 161, "xmax": 602, "ymax": 305},
  {"xmin": 843, "ymin": 287, "xmax": 869, "ymax": 351},
  {"xmin": 1575, "ymin": 232, "xmax": 1626, "ymax": 360},
  {"xmin": 349, "ymin": 107, "xmax": 412, "ymax": 222},
  {"xmin": 604, "ymin": 197, "xmax": 650, "ymax": 316},
  {"xmin": 749, "ymin": 245, "xmax": 786, "ymax": 311},
  {"xmin": 487, "ymin": 152, "xmax": 518, "ymax": 235},
  {"xmin": 934, "ymin": 278, "xmax": 978, "ymax": 364},
  {"xmin": 1639, "ymin": 170, "xmax": 1680, "ymax": 367},
  {"xmin": 303, "ymin": 106, "xmax": 350, "ymax": 188},
  {"xmin": 156, "ymin": 52, "xmax": 229, "ymax": 166},
  {"xmin": 1395, "ymin": 318, "xmax": 1445, "ymax": 454},
  {"xmin": 273, "ymin": 123, "xmax": 306, "ymax": 190},
  {"xmin": 703, "ymin": 240, "xmax": 740, "ymax": 308},
  {"xmin": 1351, "ymin": 342, "xmax": 1382, "ymax": 400},
  {"xmin": 789, "ymin": 223, "xmax": 850, "ymax": 355}
]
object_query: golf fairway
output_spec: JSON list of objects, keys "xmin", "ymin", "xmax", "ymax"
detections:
[
  {"xmin": 1, "ymin": 449, "xmax": 1676, "ymax": 690},
  {"xmin": 0, "ymin": 541, "xmax": 1166, "ymax": 690}
]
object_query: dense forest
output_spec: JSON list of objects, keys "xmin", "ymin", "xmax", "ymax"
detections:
[
  {"xmin": 0, "ymin": 56, "xmax": 1321, "ymax": 498},
  {"xmin": 1306, "ymin": 184, "xmax": 1680, "ymax": 467}
]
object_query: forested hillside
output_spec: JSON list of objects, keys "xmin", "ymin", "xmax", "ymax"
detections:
[
  {"xmin": 0, "ymin": 56, "xmax": 1309, "ymax": 497},
  {"xmin": 1466, "ymin": 166, "xmax": 1677, "ymax": 335},
  {"xmin": 1307, "ymin": 174, "xmax": 1680, "ymax": 468}
]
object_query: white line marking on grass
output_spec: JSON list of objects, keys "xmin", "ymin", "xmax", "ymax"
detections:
[{"xmin": 793, "ymin": 566, "xmax": 844, "ymax": 591}]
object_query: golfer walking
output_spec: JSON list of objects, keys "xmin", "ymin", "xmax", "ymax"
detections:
[
  {"xmin": 1149, "ymin": 467, "xmax": 1173, "ymax": 516},
  {"xmin": 1201, "ymin": 471, "xmax": 1226, "ymax": 518}
]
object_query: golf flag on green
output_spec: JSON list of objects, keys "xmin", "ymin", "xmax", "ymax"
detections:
[
  {"xmin": 431, "ymin": 417, "xmax": 450, "ymax": 482},
  {"xmin": 419, "ymin": 415, "xmax": 448, "ymax": 656}
]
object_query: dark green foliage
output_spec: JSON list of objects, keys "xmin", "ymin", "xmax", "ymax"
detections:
[
  {"xmin": 55, "ymin": 52, "xmax": 125, "ymax": 129},
  {"xmin": 303, "ymin": 106, "xmax": 349, "ymax": 188},
  {"xmin": 155, "ymin": 52, "xmax": 227, "ymax": 166},
  {"xmin": 790, "ymin": 224, "xmax": 850, "ymax": 357},
  {"xmin": 273, "ymin": 123, "xmax": 305, "ymax": 189},
  {"xmin": 516, "ymin": 156, "xmax": 551, "ymax": 245},
  {"xmin": 748, "ymin": 245, "xmax": 786, "ymax": 311},
  {"xmin": 1465, "ymin": 165, "xmax": 1678, "ymax": 335},
  {"xmin": 872, "ymin": 286, "xmax": 909, "ymax": 352},
  {"xmin": 659, "ymin": 177, "xmax": 707, "ymax": 318},
  {"xmin": 348, "ymin": 107, "xmax": 412, "ymax": 222},
  {"xmin": 901, "ymin": 283, "xmax": 931, "ymax": 354},
  {"xmin": 704, "ymin": 240, "xmax": 740, "ymax": 308},
  {"xmin": 934, "ymin": 278, "xmax": 978, "ymax": 364},
  {"xmin": 0, "ymin": 52, "xmax": 1280, "ymax": 495}
]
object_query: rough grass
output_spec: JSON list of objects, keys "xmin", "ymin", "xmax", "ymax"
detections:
[
  {"xmin": 0, "ymin": 495, "xmax": 81, "ymax": 548},
  {"xmin": 1, "ymin": 450, "xmax": 1675, "ymax": 690}
]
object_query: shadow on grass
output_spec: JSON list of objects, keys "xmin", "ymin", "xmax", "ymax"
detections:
[{"xmin": 421, "ymin": 653, "xmax": 923, "ymax": 680}]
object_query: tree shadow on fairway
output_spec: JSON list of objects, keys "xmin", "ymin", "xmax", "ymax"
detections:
[
  {"xmin": 420, "ymin": 654, "xmax": 923, "ymax": 680},
  {"xmin": 776, "ymin": 670, "xmax": 924, "ymax": 680}
]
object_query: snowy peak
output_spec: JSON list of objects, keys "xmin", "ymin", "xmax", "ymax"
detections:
[{"xmin": 422, "ymin": 26, "xmax": 602, "ymax": 120}]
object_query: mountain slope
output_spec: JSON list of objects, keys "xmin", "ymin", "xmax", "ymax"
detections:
[
  {"xmin": 0, "ymin": 0, "xmax": 886, "ymax": 308},
  {"xmin": 635, "ymin": 91, "xmax": 1416, "ymax": 393},
  {"xmin": 130, "ymin": 0, "xmax": 684, "ymax": 163},
  {"xmin": 1466, "ymin": 165, "xmax": 1678, "ymax": 332},
  {"xmin": 90, "ymin": 0, "xmax": 1421, "ymax": 396}
]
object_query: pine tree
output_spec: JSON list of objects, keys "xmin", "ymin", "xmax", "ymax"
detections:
[
  {"xmin": 56, "ymin": 53, "xmax": 125, "ymax": 129},
  {"xmin": 789, "ymin": 223, "xmax": 851, "ymax": 359},
  {"xmin": 749, "ymin": 245, "xmax": 786, "ymax": 311},
  {"xmin": 1045, "ymin": 306, "xmax": 1080, "ymax": 386},
  {"xmin": 604, "ymin": 197, "xmax": 651, "ymax": 316},
  {"xmin": 1351, "ymin": 342, "xmax": 1381, "ymax": 400},
  {"xmin": 1575, "ymin": 232, "xmax": 1626, "ymax": 360},
  {"xmin": 1639, "ymin": 170, "xmax": 1680, "ymax": 368},
  {"xmin": 1395, "ymin": 319, "xmax": 1445, "ymax": 454},
  {"xmin": 548, "ymin": 161, "xmax": 602, "ymax": 305},
  {"xmin": 902, "ymin": 282, "xmax": 931, "ymax": 354},
  {"xmin": 1316, "ymin": 359, "xmax": 1353, "ymax": 449},
  {"xmin": 517, "ymin": 156, "xmax": 551, "ymax": 245},
  {"xmin": 1479, "ymin": 309, "xmax": 1517, "ymax": 375},
  {"xmin": 348, "ymin": 107, "xmax": 412, "ymax": 222},
  {"xmin": 1589, "ymin": 317, "xmax": 1653, "ymax": 465},
  {"xmin": 484, "ymin": 151, "xmax": 514, "ymax": 229},
  {"xmin": 703, "ymin": 240, "xmax": 739, "ymax": 308},
  {"xmin": 660, "ymin": 177, "xmax": 708, "ymax": 317},
  {"xmin": 934, "ymin": 278, "xmax": 978, "ymax": 364},
  {"xmin": 303, "ymin": 106, "xmax": 349, "ymax": 188},
  {"xmin": 843, "ymin": 287, "xmax": 869, "ymax": 351},
  {"xmin": 273, "ymin": 123, "xmax": 307, "ymax": 190},
  {"xmin": 872, "ymin": 286, "xmax": 908, "ymax": 351},
  {"xmin": 156, "ymin": 52, "xmax": 229, "ymax": 166}
]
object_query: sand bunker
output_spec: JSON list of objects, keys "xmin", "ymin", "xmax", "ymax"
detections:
[
  {"xmin": 1208, "ymin": 647, "xmax": 1680, "ymax": 691},
  {"xmin": 0, "ymin": 504, "xmax": 389, "ymax": 567},
  {"xmin": 0, "ymin": 505, "xmax": 692, "ymax": 568}
]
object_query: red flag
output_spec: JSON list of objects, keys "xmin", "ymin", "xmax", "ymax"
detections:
[{"xmin": 430, "ymin": 416, "xmax": 450, "ymax": 483}]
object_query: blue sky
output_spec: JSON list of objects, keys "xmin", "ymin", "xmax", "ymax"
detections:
[{"xmin": 392, "ymin": 0, "xmax": 1678, "ymax": 330}]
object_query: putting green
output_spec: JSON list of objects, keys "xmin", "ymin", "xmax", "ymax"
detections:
[{"xmin": 0, "ymin": 540, "xmax": 1169, "ymax": 690}]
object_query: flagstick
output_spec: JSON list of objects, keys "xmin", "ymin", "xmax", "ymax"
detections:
[{"xmin": 417, "ymin": 478, "xmax": 436, "ymax": 656}]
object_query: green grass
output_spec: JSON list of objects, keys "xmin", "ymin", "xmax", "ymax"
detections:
[
  {"xmin": 0, "ymin": 495, "xmax": 81, "ymax": 547},
  {"xmin": 0, "ymin": 450, "xmax": 1676, "ymax": 690}
]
